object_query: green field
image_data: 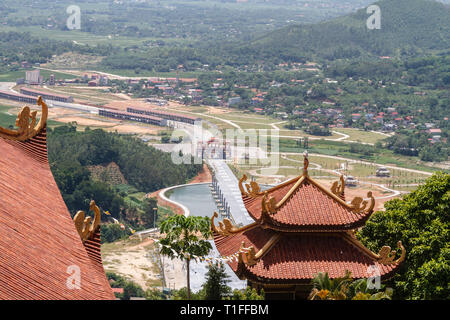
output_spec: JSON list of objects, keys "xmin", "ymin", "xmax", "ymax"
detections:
[
  {"xmin": 0, "ymin": 68, "xmax": 78, "ymax": 82},
  {"xmin": 333, "ymin": 128, "xmax": 389, "ymax": 144},
  {"xmin": 0, "ymin": 26, "xmax": 187, "ymax": 48},
  {"xmin": 0, "ymin": 105, "xmax": 16, "ymax": 128}
]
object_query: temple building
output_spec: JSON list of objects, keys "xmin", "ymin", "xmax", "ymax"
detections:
[
  {"xmin": 0, "ymin": 97, "xmax": 114, "ymax": 299},
  {"xmin": 212, "ymin": 155, "xmax": 405, "ymax": 300}
]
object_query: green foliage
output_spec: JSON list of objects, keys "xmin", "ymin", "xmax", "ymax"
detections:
[
  {"xmin": 171, "ymin": 287, "xmax": 205, "ymax": 300},
  {"xmin": 159, "ymin": 215, "xmax": 212, "ymax": 299},
  {"xmin": 348, "ymin": 279, "xmax": 393, "ymax": 300},
  {"xmin": 106, "ymin": 272, "xmax": 145, "ymax": 300},
  {"xmin": 248, "ymin": 0, "xmax": 450, "ymax": 61},
  {"xmin": 145, "ymin": 288, "xmax": 167, "ymax": 300},
  {"xmin": 159, "ymin": 215, "xmax": 212, "ymax": 261},
  {"xmin": 47, "ymin": 125, "xmax": 201, "ymax": 236},
  {"xmin": 122, "ymin": 281, "xmax": 145, "ymax": 300},
  {"xmin": 202, "ymin": 262, "xmax": 231, "ymax": 300},
  {"xmin": 141, "ymin": 197, "xmax": 158, "ymax": 229},
  {"xmin": 309, "ymin": 271, "xmax": 353, "ymax": 300},
  {"xmin": 100, "ymin": 223, "xmax": 128, "ymax": 243},
  {"xmin": 357, "ymin": 172, "xmax": 450, "ymax": 299},
  {"xmin": 309, "ymin": 271, "xmax": 393, "ymax": 300},
  {"xmin": 48, "ymin": 125, "xmax": 201, "ymax": 194},
  {"xmin": 228, "ymin": 287, "xmax": 265, "ymax": 300}
]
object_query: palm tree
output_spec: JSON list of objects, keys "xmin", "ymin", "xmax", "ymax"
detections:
[
  {"xmin": 159, "ymin": 215, "xmax": 212, "ymax": 300},
  {"xmin": 308, "ymin": 271, "xmax": 393, "ymax": 300},
  {"xmin": 308, "ymin": 271, "xmax": 352, "ymax": 300}
]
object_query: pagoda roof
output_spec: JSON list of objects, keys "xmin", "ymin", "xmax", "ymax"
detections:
[
  {"xmin": 213, "ymin": 221, "xmax": 405, "ymax": 284},
  {"xmin": 212, "ymin": 154, "xmax": 405, "ymax": 284},
  {"xmin": 239, "ymin": 160, "xmax": 374, "ymax": 231},
  {"xmin": 0, "ymin": 97, "xmax": 114, "ymax": 300}
]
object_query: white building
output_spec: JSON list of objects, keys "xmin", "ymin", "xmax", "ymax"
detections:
[{"xmin": 25, "ymin": 69, "xmax": 41, "ymax": 85}]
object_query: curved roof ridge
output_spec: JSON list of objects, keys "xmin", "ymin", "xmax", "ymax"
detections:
[{"xmin": 0, "ymin": 99, "xmax": 115, "ymax": 299}]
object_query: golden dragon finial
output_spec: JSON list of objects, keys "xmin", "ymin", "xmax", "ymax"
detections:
[
  {"xmin": 0, "ymin": 96, "xmax": 48, "ymax": 141},
  {"xmin": 349, "ymin": 191, "xmax": 375, "ymax": 214},
  {"xmin": 331, "ymin": 175, "xmax": 345, "ymax": 197},
  {"xmin": 377, "ymin": 241, "xmax": 406, "ymax": 265},
  {"xmin": 73, "ymin": 200, "xmax": 101, "ymax": 243}
]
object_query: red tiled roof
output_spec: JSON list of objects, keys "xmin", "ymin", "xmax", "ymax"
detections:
[
  {"xmin": 242, "ymin": 176, "xmax": 372, "ymax": 231},
  {"xmin": 214, "ymin": 228, "xmax": 400, "ymax": 283},
  {"xmin": 0, "ymin": 129, "xmax": 114, "ymax": 300},
  {"xmin": 112, "ymin": 288, "xmax": 124, "ymax": 294}
]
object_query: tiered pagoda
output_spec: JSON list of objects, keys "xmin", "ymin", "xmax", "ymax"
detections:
[
  {"xmin": 212, "ymin": 155, "xmax": 405, "ymax": 300},
  {"xmin": 0, "ymin": 97, "xmax": 114, "ymax": 299}
]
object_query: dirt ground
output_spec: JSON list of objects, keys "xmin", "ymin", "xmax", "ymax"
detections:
[
  {"xmin": 102, "ymin": 237, "xmax": 162, "ymax": 291},
  {"xmin": 106, "ymin": 124, "xmax": 162, "ymax": 135},
  {"xmin": 52, "ymin": 116, "xmax": 117, "ymax": 127}
]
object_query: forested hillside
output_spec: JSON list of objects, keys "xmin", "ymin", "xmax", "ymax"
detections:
[
  {"xmin": 247, "ymin": 0, "xmax": 450, "ymax": 61},
  {"xmin": 47, "ymin": 125, "xmax": 202, "ymax": 216},
  {"xmin": 99, "ymin": 0, "xmax": 450, "ymax": 72}
]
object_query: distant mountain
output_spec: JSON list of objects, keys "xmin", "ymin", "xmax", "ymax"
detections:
[{"xmin": 244, "ymin": 0, "xmax": 450, "ymax": 61}]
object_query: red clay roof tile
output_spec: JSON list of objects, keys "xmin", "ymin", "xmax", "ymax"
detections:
[
  {"xmin": 214, "ymin": 228, "xmax": 399, "ymax": 283},
  {"xmin": 0, "ymin": 129, "xmax": 114, "ymax": 300},
  {"xmin": 242, "ymin": 176, "xmax": 372, "ymax": 231}
]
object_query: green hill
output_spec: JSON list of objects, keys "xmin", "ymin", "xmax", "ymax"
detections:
[{"xmin": 245, "ymin": 0, "xmax": 450, "ymax": 61}]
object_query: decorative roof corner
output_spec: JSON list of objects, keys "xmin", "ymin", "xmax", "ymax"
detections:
[
  {"xmin": 239, "ymin": 174, "xmax": 262, "ymax": 198},
  {"xmin": 331, "ymin": 175, "xmax": 345, "ymax": 199},
  {"xmin": 377, "ymin": 241, "xmax": 406, "ymax": 265},
  {"xmin": 211, "ymin": 211, "xmax": 257, "ymax": 236},
  {"xmin": 238, "ymin": 234, "xmax": 281, "ymax": 267},
  {"xmin": 261, "ymin": 191, "xmax": 277, "ymax": 215},
  {"xmin": 73, "ymin": 200, "xmax": 101, "ymax": 243},
  {"xmin": 0, "ymin": 96, "xmax": 48, "ymax": 141},
  {"xmin": 344, "ymin": 231, "xmax": 406, "ymax": 266},
  {"xmin": 348, "ymin": 191, "xmax": 375, "ymax": 214}
]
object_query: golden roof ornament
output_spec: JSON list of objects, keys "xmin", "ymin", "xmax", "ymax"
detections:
[
  {"xmin": 73, "ymin": 200, "xmax": 101, "ymax": 243},
  {"xmin": 331, "ymin": 175, "xmax": 345, "ymax": 198},
  {"xmin": 303, "ymin": 150, "xmax": 309, "ymax": 176},
  {"xmin": 0, "ymin": 96, "xmax": 48, "ymax": 141},
  {"xmin": 377, "ymin": 241, "xmax": 406, "ymax": 265},
  {"xmin": 349, "ymin": 191, "xmax": 375, "ymax": 214},
  {"xmin": 211, "ymin": 211, "xmax": 257, "ymax": 236},
  {"xmin": 238, "ymin": 174, "xmax": 262, "ymax": 198}
]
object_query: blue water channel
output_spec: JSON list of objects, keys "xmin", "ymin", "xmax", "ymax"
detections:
[{"xmin": 167, "ymin": 183, "xmax": 218, "ymax": 218}]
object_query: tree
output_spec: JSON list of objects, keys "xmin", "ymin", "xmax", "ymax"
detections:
[
  {"xmin": 122, "ymin": 281, "xmax": 145, "ymax": 300},
  {"xmin": 107, "ymin": 272, "xmax": 145, "ymax": 300},
  {"xmin": 159, "ymin": 215, "xmax": 212, "ymax": 300},
  {"xmin": 100, "ymin": 223, "xmax": 128, "ymax": 243},
  {"xmin": 228, "ymin": 287, "xmax": 265, "ymax": 300},
  {"xmin": 202, "ymin": 262, "xmax": 231, "ymax": 300},
  {"xmin": 357, "ymin": 172, "xmax": 450, "ymax": 300}
]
